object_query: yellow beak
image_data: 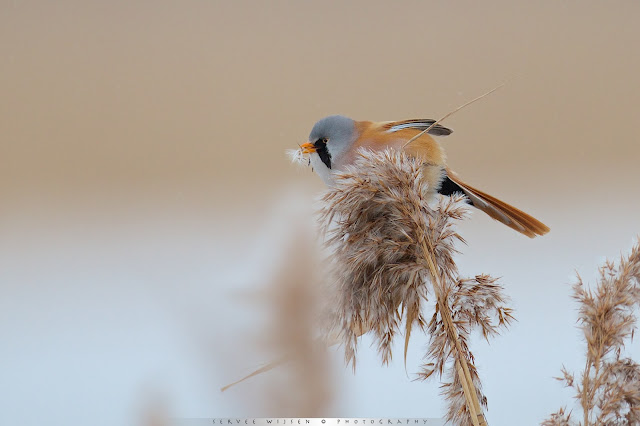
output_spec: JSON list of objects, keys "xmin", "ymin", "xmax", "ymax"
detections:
[{"xmin": 300, "ymin": 142, "xmax": 316, "ymax": 154}]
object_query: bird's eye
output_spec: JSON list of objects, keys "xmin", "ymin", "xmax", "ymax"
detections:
[{"xmin": 313, "ymin": 138, "xmax": 328, "ymax": 148}]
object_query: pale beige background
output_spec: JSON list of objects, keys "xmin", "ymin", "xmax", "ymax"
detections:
[{"xmin": 2, "ymin": 1, "xmax": 639, "ymax": 425}]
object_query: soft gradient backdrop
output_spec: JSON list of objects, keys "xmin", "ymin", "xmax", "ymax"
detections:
[{"xmin": 2, "ymin": 1, "xmax": 640, "ymax": 425}]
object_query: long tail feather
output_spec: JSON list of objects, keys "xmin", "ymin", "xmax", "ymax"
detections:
[{"xmin": 445, "ymin": 168, "xmax": 550, "ymax": 238}]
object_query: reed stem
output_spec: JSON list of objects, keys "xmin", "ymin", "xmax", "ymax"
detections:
[{"xmin": 421, "ymin": 236, "xmax": 487, "ymax": 426}]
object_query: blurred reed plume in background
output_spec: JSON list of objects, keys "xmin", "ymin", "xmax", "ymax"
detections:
[
  {"xmin": 261, "ymin": 229, "xmax": 333, "ymax": 416},
  {"xmin": 221, "ymin": 202, "xmax": 335, "ymax": 416},
  {"xmin": 318, "ymin": 149, "xmax": 514, "ymax": 426},
  {"xmin": 544, "ymin": 240, "xmax": 640, "ymax": 426}
]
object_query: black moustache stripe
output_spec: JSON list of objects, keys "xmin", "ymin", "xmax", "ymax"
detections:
[{"xmin": 314, "ymin": 140, "xmax": 332, "ymax": 169}]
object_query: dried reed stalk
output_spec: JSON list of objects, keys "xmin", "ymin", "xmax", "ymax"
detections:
[
  {"xmin": 544, "ymin": 240, "xmax": 640, "ymax": 426},
  {"xmin": 319, "ymin": 148, "xmax": 513, "ymax": 426},
  {"xmin": 401, "ymin": 83, "xmax": 504, "ymax": 150},
  {"xmin": 420, "ymin": 231, "xmax": 486, "ymax": 426}
]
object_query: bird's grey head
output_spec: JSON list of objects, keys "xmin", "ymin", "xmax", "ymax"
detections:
[{"xmin": 307, "ymin": 115, "xmax": 357, "ymax": 171}]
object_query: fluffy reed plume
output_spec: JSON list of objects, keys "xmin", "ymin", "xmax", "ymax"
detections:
[
  {"xmin": 318, "ymin": 148, "xmax": 514, "ymax": 426},
  {"xmin": 423, "ymin": 274, "xmax": 514, "ymax": 425},
  {"xmin": 543, "ymin": 240, "xmax": 640, "ymax": 426}
]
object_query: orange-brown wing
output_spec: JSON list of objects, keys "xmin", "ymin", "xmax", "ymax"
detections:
[
  {"xmin": 445, "ymin": 168, "xmax": 550, "ymax": 238},
  {"xmin": 351, "ymin": 120, "xmax": 448, "ymax": 193},
  {"xmin": 354, "ymin": 120, "xmax": 447, "ymax": 165}
]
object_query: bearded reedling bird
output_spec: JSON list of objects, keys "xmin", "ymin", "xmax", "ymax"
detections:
[{"xmin": 299, "ymin": 115, "xmax": 549, "ymax": 238}]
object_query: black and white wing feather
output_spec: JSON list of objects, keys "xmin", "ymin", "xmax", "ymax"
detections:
[{"xmin": 383, "ymin": 119, "xmax": 453, "ymax": 136}]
